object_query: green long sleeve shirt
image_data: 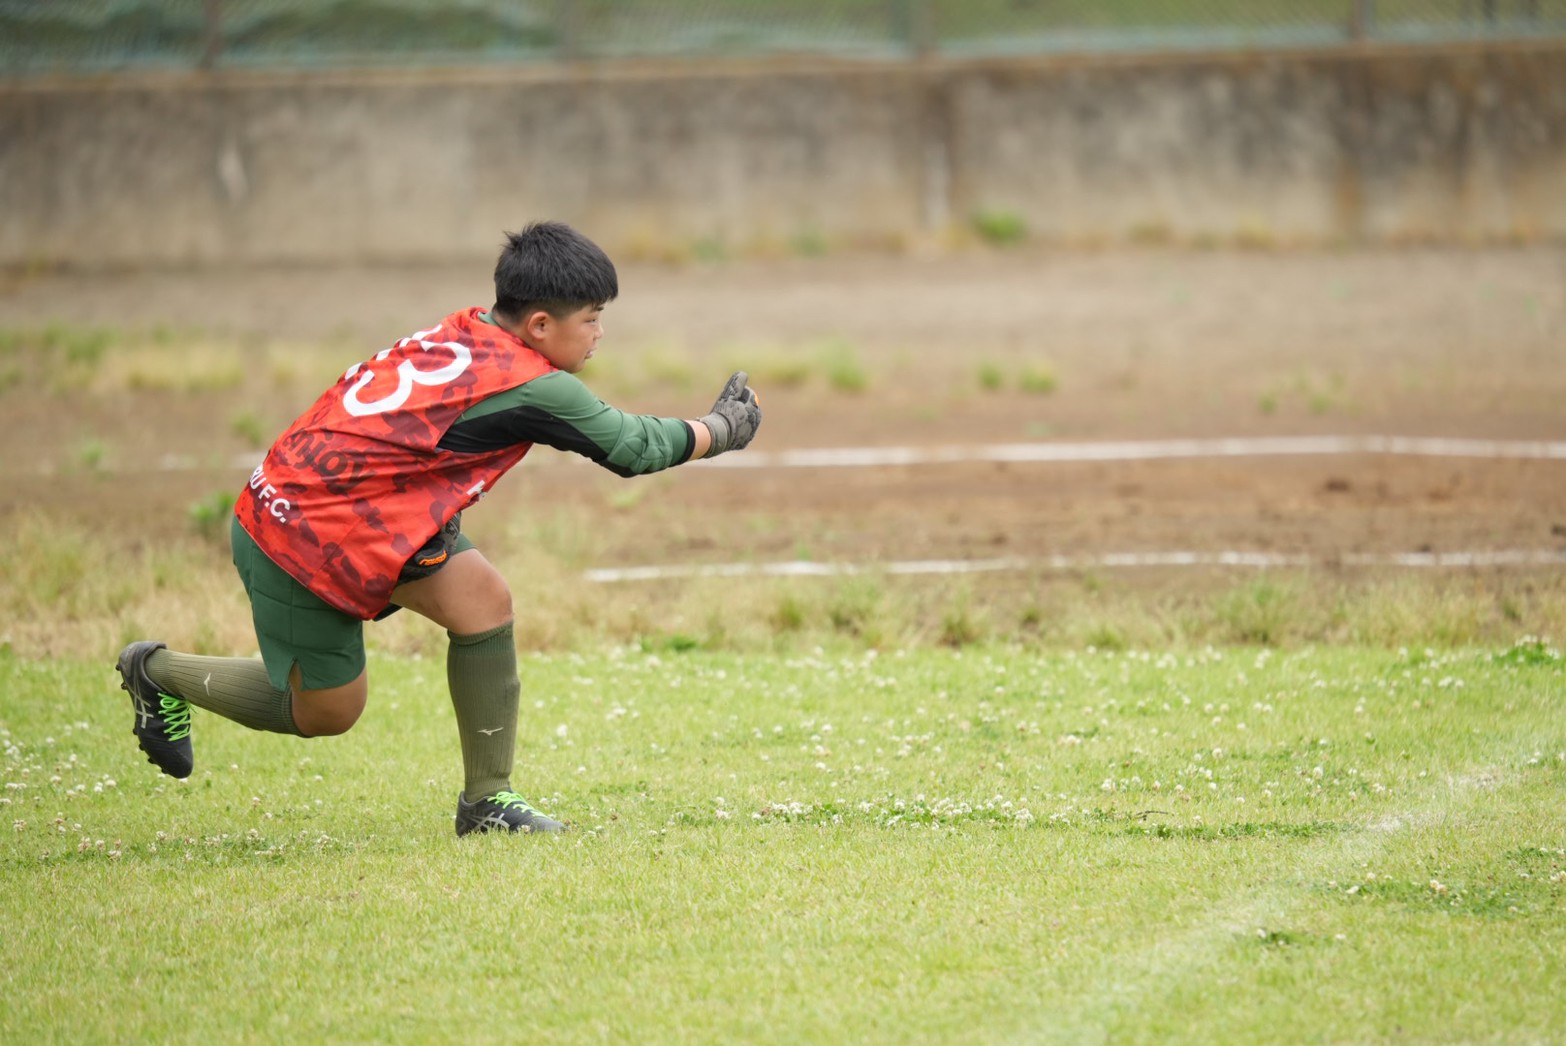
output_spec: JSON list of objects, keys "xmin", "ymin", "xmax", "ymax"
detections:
[{"xmin": 437, "ymin": 369, "xmax": 696, "ymax": 477}]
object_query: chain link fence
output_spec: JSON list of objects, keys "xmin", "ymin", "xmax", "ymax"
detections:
[{"xmin": 3, "ymin": 1, "xmax": 1564, "ymax": 74}]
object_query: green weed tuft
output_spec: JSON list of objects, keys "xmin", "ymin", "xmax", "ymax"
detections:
[
  {"xmin": 188, "ymin": 491, "xmax": 237, "ymax": 542},
  {"xmin": 827, "ymin": 578, "xmax": 883, "ymax": 638},
  {"xmin": 790, "ymin": 228, "xmax": 829, "ymax": 257},
  {"xmin": 1494, "ymin": 635, "xmax": 1562, "ymax": 666},
  {"xmin": 939, "ymin": 600, "xmax": 986, "ymax": 648},
  {"xmin": 229, "ymin": 410, "xmax": 268, "ymax": 449},
  {"xmin": 691, "ymin": 237, "xmax": 727, "ymax": 263},
  {"xmin": 972, "ymin": 209, "xmax": 1028, "ymax": 247},
  {"xmin": 771, "ymin": 592, "xmax": 807, "ymax": 632},
  {"xmin": 73, "ymin": 439, "xmax": 107, "ymax": 473},
  {"xmin": 37, "ymin": 321, "xmax": 114, "ymax": 364},
  {"xmin": 641, "ymin": 633, "xmax": 702, "ymax": 653},
  {"xmin": 737, "ymin": 350, "xmax": 812, "ymax": 390},
  {"xmin": 1082, "ymin": 622, "xmax": 1129, "ymax": 651},
  {"xmin": 1217, "ymin": 579, "xmax": 1298, "ymax": 646},
  {"xmin": 1340, "ymin": 876, "xmax": 1537, "ymax": 919},
  {"xmin": 819, "ymin": 339, "xmax": 869, "ymax": 394},
  {"xmin": 1017, "ymin": 363, "xmax": 1058, "ymax": 395}
]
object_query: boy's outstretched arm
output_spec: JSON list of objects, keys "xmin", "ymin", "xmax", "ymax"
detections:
[{"xmin": 437, "ymin": 369, "xmax": 762, "ymax": 475}]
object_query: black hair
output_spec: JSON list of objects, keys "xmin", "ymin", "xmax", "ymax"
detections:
[{"xmin": 492, "ymin": 221, "xmax": 618, "ymax": 323}]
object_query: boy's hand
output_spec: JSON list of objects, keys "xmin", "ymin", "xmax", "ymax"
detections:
[{"xmin": 700, "ymin": 370, "xmax": 763, "ymax": 457}]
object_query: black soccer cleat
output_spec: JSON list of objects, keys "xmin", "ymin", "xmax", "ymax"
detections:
[
  {"xmin": 455, "ymin": 791, "xmax": 565, "ymax": 836},
  {"xmin": 114, "ymin": 641, "xmax": 193, "ymax": 779}
]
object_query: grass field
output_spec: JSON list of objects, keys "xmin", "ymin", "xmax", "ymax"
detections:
[
  {"xmin": 3, "ymin": 245, "xmax": 1562, "ymax": 1041},
  {"xmin": 3, "ymin": 640, "xmax": 1562, "ymax": 1043}
]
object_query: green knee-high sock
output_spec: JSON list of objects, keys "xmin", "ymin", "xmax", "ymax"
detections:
[
  {"xmin": 144, "ymin": 650, "xmax": 303, "ymax": 736},
  {"xmin": 447, "ymin": 623, "xmax": 520, "ymax": 801}
]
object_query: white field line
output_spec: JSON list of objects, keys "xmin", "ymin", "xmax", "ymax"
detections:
[
  {"xmin": 585, "ymin": 548, "xmax": 1566, "ymax": 582},
  {"xmin": 40, "ymin": 434, "xmax": 1566, "ymax": 476},
  {"xmin": 1044, "ymin": 758, "xmax": 1518, "ymax": 1042}
]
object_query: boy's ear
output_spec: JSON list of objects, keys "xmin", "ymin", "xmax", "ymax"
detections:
[{"xmin": 523, "ymin": 309, "xmax": 553, "ymax": 339}]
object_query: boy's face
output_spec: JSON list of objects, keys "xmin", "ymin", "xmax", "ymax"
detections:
[{"xmin": 522, "ymin": 304, "xmax": 604, "ymax": 374}]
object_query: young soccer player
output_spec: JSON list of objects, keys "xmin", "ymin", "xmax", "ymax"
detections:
[{"xmin": 113, "ymin": 221, "xmax": 762, "ymax": 836}]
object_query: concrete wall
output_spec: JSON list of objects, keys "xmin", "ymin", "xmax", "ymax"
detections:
[{"xmin": 2, "ymin": 42, "xmax": 1564, "ymax": 269}]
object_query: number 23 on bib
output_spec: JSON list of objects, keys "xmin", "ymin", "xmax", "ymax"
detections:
[{"xmin": 233, "ymin": 307, "xmax": 555, "ymax": 619}]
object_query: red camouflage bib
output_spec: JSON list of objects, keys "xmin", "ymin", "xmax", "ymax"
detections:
[{"xmin": 235, "ymin": 307, "xmax": 552, "ymax": 619}]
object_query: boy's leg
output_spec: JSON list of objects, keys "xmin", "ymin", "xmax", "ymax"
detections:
[
  {"xmin": 391, "ymin": 549, "xmax": 563, "ymax": 834},
  {"xmin": 115, "ymin": 645, "xmax": 363, "ymax": 776},
  {"xmin": 140, "ymin": 649, "xmax": 364, "ymax": 736},
  {"xmin": 114, "ymin": 641, "xmax": 306, "ymax": 779},
  {"xmin": 140, "ymin": 647, "xmax": 302, "ymax": 734},
  {"xmin": 226, "ymin": 513, "xmax": 369, "ymax": 736},
  {"xmin": 446, "ymin": 623, "xmax": 520, "ymax": 800},
  {"xmin": 115, "ymin": 517, "xmax": 371, "ymax": 778}
]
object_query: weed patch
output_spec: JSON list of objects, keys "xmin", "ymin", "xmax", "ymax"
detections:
[
  {"xmin": 187, "ymin": 491, "xmax": 238, "ymax": 542},
  {"xmin": 972, "ymin": 209, "xmax": 1028, "ymax": 247},
  {"xmin": 1131, "ymin": 820, "xmax": 1353, "ymax": 841},
  {"xmin": 818, "ymin": 338, "xmax": 869, "ymax": 394}
]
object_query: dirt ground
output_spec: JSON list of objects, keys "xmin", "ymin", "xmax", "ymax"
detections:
[{"xmin": 2, "ymin": 245, "xmax": 1564, "ymax": 580}]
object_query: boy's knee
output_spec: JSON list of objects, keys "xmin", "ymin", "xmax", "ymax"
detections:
[
  {"xmin": 290, "ymin": 675, "xmax": 368, "ymax": 737},
  {"xmin": 464, "ymin": 568, "xmax": 513, "ymax": 632},
  {"xmin": 485, "ymin": 585, "xmax": 514, "ymax": 628},
  {"xmin": 297, "ymin": 703, "xmax": 363, "ymax": 737}
]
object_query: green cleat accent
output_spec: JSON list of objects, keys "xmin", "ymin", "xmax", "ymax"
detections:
[
  {"xmin": 115, "ymin": 641, "xmax": 194, "ymax": 779},
  {"xmin": 455, "ymin": 790, "xmax": 565, "ymax": 836},
  {"xmin": 158, "ymin": 694, "xmax": 193, "ymax": 742}
]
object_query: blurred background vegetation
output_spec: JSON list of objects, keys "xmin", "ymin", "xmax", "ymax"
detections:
[{"xmin": 2, "ymin": 0, "xmax": 1563, "ymax": 75}]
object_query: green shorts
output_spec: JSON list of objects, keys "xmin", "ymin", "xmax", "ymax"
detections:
[{"xmin": 229, "ymin": 516, "xmax": 473, "ymax": 691}]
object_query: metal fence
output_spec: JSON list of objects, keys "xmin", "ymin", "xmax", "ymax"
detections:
[{"xmin": 3, "ymin": 1, "xmax": 1564, "ymax": 75}]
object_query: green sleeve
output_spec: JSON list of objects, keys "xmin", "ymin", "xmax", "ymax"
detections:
[{"xmin": 450, "ymin": 371, "xmax": 696, "ymax": 476}]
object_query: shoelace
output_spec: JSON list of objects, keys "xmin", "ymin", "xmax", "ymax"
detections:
[
  {"xmin": 488, "ymin": 791, "xmax": 536, "ymax": 812},
  {"xmin": 158, "ymin": 694, "xmax": 193, "ymax": 742}
]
